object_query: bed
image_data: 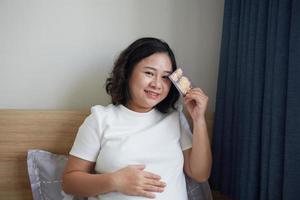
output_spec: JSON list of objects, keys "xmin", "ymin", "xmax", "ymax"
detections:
[{"xmin": 0, "ymin": 109, "xmax": 226, "ymax": 200}]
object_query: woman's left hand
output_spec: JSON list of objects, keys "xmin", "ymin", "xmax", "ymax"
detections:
[{"xmin": 183, "ymin": 88, "xmax": 208, "ymax": 122}]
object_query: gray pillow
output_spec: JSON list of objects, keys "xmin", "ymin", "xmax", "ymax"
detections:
[
  {"xmin": 27, "ymin": 149, "xmax": 212, "ymax": 200},
  {"xmin": 27, "ymin": 149, "xmax": 85, "ymax": 200},
  {"xmin": 185, "ymin": 174, "xmax": 213, "ymax": 200}
]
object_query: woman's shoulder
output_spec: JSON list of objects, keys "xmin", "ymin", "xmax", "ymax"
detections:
[
  {"xmin": 90, "ymin": 104, "xmax": 116, "ymax": 114},
  {"xmin": 90, "ymin": 104, "xmax": 116, "ymax": 120},
  {"xmin": 84, "ymin": 104, "xmax": 118, "ymax": 127}
]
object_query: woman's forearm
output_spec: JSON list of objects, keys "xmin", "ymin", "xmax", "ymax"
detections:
[
  {"xmin": 62, "ymin": 171, "xmax": 115, "ymax": 197},
  {"xmin": 189, "ymin": 117, "xmax": 212, "ymax": 182}
]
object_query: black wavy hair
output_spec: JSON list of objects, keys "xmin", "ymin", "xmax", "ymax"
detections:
[{"xmin": 105, "ymin": 37, "xmax": 180, "ymax": 113}]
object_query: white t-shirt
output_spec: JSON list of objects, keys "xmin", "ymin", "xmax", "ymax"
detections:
[{"xmin": 70, "ymin": 104, "xmax": 192, "ymax": 200}]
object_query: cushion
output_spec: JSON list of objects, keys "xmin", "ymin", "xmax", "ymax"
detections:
[
  {"xmin": 27, "ymin": 149, "xmax": 85, "ymax": 200},
  {"xmin": 27, "ymin": 149, "xmax": 212, "ymax": 200},
  {"xmin": 185, "ymin": 174, "xmax": 213, "ymax": 200}
]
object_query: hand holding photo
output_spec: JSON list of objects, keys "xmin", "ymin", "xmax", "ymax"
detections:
[{"xmin": 169, "ymin": 68, "xmax": 192, "ymax": 95}]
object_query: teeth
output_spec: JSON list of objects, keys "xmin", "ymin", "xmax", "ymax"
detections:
[{"xmin": 146, "ymin": 91, "xmax": 159, "ymax": 96}]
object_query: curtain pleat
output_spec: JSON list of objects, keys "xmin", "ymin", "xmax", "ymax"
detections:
[{"xmin": 210, "ymin": 0, "xmax": 300, "ymax": 199}]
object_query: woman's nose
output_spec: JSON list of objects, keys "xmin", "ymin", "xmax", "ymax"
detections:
[{"xmin": 150, "ymin": 77, "xmax": 162, "ymax": 89}]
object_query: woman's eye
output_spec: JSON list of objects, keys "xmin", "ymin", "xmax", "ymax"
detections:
[
  {"xmin": 145, "ymin": 71, "xmax": 154, "ymax": 76},
  {"xmin": 163, "ymin": 75, "xmax": 171, "ymax": 81}
]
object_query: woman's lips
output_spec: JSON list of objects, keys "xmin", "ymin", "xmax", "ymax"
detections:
[{"xmin": 145, "ymin": 90, "xmax": 160, "ymax": 99}]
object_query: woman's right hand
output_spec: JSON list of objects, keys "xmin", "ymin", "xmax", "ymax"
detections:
[{"xmin": 111, "ymin": 165, "xmax": 166, "ymax": 198}]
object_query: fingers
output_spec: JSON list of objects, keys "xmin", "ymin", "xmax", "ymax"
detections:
[
  {"xmin": 143, "ymin": 184, "xmax": 164, "ymax": 193},
  {"xmin": 186, "ymin": 88, "xmax": 208, "ymax": 98},
  {"xmin": 129, "ymin": 186, "xmax": 156, "ymax": 199},
  {"xmin": 143, "ymin": 171, "xmax": 166, "ymax": 189},
  {"xmin": 139, "ymin": 180, "xmax": 165, "ymax": 198},
  {"xmin": 133, "ymin": 179, "xmax": 165, "ymax": 199},
  {"xmin": 184, "ymin": 93, "xmax": 208, "ymax": 102},
  {"xmin": 117, "ymin": 165, "xmax": 166, "ymax": 198},
  {"xmin": 184, "ymin": 88, "xmax": 208, "ymax": 102},
  {"xmin": 130, "ymin": 164, "xmax": 146, "ymax": 170},
  {"xmin": 143, "ymin": 171, "xmax": 161, "ymax": 180},
  {"xmin": 132, "ymin": 166, "xmax": 162, "ymax": 181},
  {"xmin": 144, "ymin": 179, "xmax": 166, "ymax": 188},
  {"xmin": 142, "ymin": 171, "xmax": 166, "ymax": 195},
  {"xmin": 137, "ymin": 190, "xmax": 156, "ymax": 199}
]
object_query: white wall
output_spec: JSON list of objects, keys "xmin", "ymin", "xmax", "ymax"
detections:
[{"xmin": 0, "ymin": 0, "xmax": 224, "ymax": 112}]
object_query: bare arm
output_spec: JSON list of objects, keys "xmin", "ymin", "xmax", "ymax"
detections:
[
  {"xmin": 62, "ymin": 155, "xmax": 166, "ymax": 198},
  {"xmin": 182, "ymin": 88, "xmax": 212, "ymax": 182},
  {"xmin": 183, "ymin": 118, "xmax": 212, "ymax": 182},
  {"xmin": 62, "ymin": 155, "xmax": 115, "ymax": 197}
]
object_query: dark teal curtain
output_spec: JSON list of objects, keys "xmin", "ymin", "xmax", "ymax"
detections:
[{"xmin": 210, "ymin": 0, "xmax": 300, "ymax": 199}]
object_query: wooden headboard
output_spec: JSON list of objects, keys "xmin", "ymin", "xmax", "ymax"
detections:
[{"xmin": 0, "ymin": 109, "xmax": 214, "ymax": 200}]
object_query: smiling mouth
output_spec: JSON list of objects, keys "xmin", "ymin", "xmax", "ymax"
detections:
[{"xmin": 145, "ymin": 90, "xmax": 160, "ymax": 98}]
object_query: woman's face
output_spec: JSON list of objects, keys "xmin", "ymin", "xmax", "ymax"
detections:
[{"xmin": 126, "ymin": 53, "xmax": 173, "ymax": 112}]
